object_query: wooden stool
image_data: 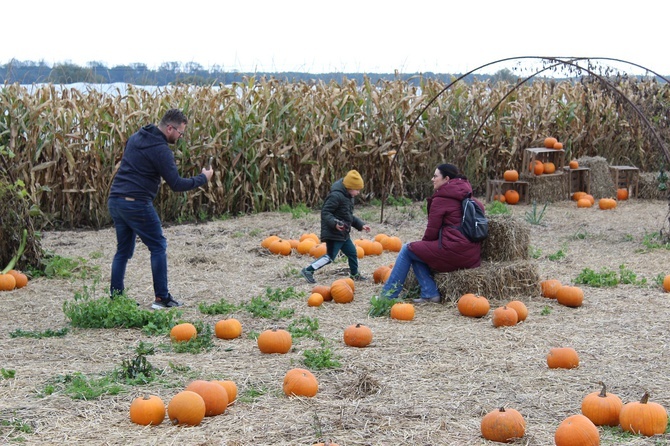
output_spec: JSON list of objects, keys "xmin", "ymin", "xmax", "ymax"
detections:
[
  {"xmin": 609, "ymin": 166, "xmax": 639, "ymax": 197},
  {"xmin": 563, "ymin": 166, "xmax": 591, "ymax": 198}
]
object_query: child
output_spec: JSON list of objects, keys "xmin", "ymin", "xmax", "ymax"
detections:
[{"xmin": 301, "ymin": 170, "xmax": 371, "ymax": 283}]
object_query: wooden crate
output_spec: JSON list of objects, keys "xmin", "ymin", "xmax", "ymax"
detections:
[
  {"xmin": 521, "ymin": 148, "xmax": 566, "ymax": 177},
  {"xmin": 486, "ymin": 179, "xmax": 529, "ymax": 204},
  {"xmin": 563, "ymin": 166, "xmax": 591, "ymax": 197},
  {"xmin": 610, "ymin": 166, "xmax": 639, "ymax": 197}
]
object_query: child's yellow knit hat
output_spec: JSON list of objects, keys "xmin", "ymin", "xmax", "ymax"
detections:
[{"xmin": 343, "ymin": 170, "xmax": 364, "ymax": 190}]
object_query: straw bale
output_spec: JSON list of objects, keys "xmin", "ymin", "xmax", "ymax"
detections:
[
  {"xmin": 575, "ymin": 156, "xmax": 617, "ymax": 198},
  {"xmin": 638, "ymin": 172, "xmax": 669, "ymax": 200},
  {"xmin": 524, "ymin": 173, "xmax": 569, "ymax": 203},
  {"xmin": 406, "ymin": 259, "xmax": 540, "ymax": 302},
  {"xmin": 482, "ymin": 214, "xmax": 530, "ymax": 262}
]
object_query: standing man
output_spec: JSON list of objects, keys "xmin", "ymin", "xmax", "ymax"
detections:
[{"xmin": 108, "ymin": 109, "xmax": 213, "ymax": 309}]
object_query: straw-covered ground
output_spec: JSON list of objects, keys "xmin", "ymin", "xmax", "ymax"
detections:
[{"xmin": 2, "ymin": 197, "xmax": 670, "ymax": 446}]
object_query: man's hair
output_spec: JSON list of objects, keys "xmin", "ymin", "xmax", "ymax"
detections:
[{"xmin": 160, "ymin": 109, "xmax": 188, "ymax": 127}]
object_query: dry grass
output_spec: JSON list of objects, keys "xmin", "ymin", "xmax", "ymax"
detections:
[{"xmin": 2, "ymin": 199, "xmax": 670, "ymax": 445}]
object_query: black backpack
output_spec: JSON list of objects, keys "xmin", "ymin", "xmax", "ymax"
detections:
[{"xmin": 458, "ymin": 193, "xmax": 488, "ymax": 243}]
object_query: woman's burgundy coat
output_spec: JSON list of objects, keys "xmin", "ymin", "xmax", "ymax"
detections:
[{"xmin": 408, "ymin": 177, "xmax": 482, "ymax": 272}]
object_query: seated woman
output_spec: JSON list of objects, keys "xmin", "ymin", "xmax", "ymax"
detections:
[{"xmin": 381, "ymin": 163, "xmax": 483, "ymax": 303}]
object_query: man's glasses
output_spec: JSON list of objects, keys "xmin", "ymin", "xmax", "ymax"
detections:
[{"xmin": 170, "ymin": 125, "xmax": 184, "ymax": 137}]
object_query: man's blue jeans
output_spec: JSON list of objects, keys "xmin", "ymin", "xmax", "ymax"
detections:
[
  {"xmin": 381, "ymin": 243, "xmax": 439, "ymax": 299},
  {"xmin": 108, "ymin": 197, "xmax": 168, "ymax": 299}
]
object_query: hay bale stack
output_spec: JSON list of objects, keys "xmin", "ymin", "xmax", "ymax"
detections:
[
  {"xmin": 638, "ymin": 172, "xmax": 669, "ymax": 200},
  {"xmin": 482, "ymin": 215, "xmax": 530, "ymax": 262},
  {"xmin": 576, "ymin": 156, "xmax": 616, "ymax": 198},
  {"xmin": 523, "ymin": 174, "xmax": 568, "ymax": 203},
  {"xmin": 404, "ymin": 215, "xmax": 539, "ymax": 301}
]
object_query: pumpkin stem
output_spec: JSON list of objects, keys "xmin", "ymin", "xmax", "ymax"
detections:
[
  {"xmin": 498, "ymin": 407, "xmax": 506, "ymax": 412},
  {"xmin": 598, "ymin": 381, "xmax": 608, "ymax": 398},
  {"xmin": 640, "ymin": 391, "xmax": 650, "ymax": 404}
]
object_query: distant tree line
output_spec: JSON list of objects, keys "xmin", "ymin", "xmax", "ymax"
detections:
[{"xmin": 0, "ymin": 59, "xmax": 517, "ymax": 86}]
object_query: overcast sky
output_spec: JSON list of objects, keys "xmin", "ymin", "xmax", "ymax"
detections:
[{"xmin": 3, "ymin": 1, "xmax": 667, "ymax": 77}]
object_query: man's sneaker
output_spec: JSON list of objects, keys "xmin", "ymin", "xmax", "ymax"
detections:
[
  {"xmin": 151, "ymin": 294, "xmax": 182, "ymax": 309},
  {"xmin": 412, "ymin": 295, "xmax": 441, "ymax": 304},
  {"xmin": 350, "ymin": 273, "xmax": 368, "ymax": 281},
  {"xmin": 301, "ymin": 268, "xmax": 316, "ymax": 284}
]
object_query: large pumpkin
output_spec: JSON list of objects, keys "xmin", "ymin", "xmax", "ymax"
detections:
[
  {"xmin": 343, "ymin": 323, "xmax": 373, "ymax": 348},
  {"xmin": 581, "ymin": 382, "xmax": 623, "ymax": 427},
  {"xmin": 480, "ymin": 407, "xmax": 526, "ymax": 443},
  {"xmin": 457, "ymin": 293, "xmax": 490, "ymax": 318},
  {"xmin": 330, "ymin": 280, "xmax": 354, "ymax": 303},
  {"xmin": 283, "ymin": 368, "xmax": 319, "ymax": 397},
  {"xmin": 546, "ymin": 347, "xmax": 580, "ymax": 369},
  {"xmin": 167, "ymin": 390, "xmax": 206, "ymax": 426},
  {"xmin": 554, "ymin": 414, "xmax": 599, "ymax": 446},
  {"xmin": 185, "ymin": 380, "xmax": 228, "ymax": 416},
  {"xmin": 257, "ymin": 327, "xmax": 292, "ymax": 354},
  {"xmin": 619, "ymin": 392, "xmax": 668, "ymax": 436},
  {"xmin": 129, "ymin": 394, "xmax": 165, "ymax": 426}
]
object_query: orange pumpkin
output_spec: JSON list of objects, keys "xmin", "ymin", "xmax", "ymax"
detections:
[
  {"xmin": 373, "ymin": 265, "xmax": 391, "ymax": 283},
  {"xmin": 330, "ymin": 280, "xmax": 354, "ymax": 303},
  {"xmin": 554, "ymin": 414, "xmax": 599, "ymax": 446},
  {"xmin": 214, "ymin": 318, "xmax": 242, "ymax": 339},
  {"xmin": 577, "ymin": 198, "xmax": 592, "ymax": 208},
  {"xmin": 492, "ymin": 306, "xmax": 518, "ymax": 327},
  {"xmin": 261, "ymin": 235, "xmax": 280, "ymax": 249},
  {"xmin": 541, "ymin": 279, "xmax": 562, "ymax": 298},
  {"xmin": 214, "ymin": 380, "xmax": 238, "ymax": 405},
  {"xmin": 547, "ymin": 347, "xmax": 580, "ymax": 369},
  {"xmin": 544, "ymin": 137, "xmax": 558, "ymax": 148},
  {"xmin": 297, "ymin": 238, "xmax": 318, "ymax": 255},
  {"xmin": 343, "ymin": 323, "xmax": 373, "ymax": 347},
  {"xmin": 382, "ymin": 236, "xmax": 402, "ymax": 252},
  {"xmin": 269, "ymin": 239, "xmax": 292, "ymax": 256},
  {"xmin": 553, "ymin": 141, "xmax": 563, "ymax": 150},
  {"xmin": 299, "ymin": 233, "xmax": 320, "ymax": 243},
  {"xmin": 616, "ymin": 188, "xmax": 629, "ymax": 200},
  {"xmin": 480, "ymin": 407, "xmax": 526, "ymax": 443},
  {"xmin": 457, "ymin": 293, "xmax": 490, "ymax": 318},
  {"xmin": 493, "ymin": 194, "xmax": 506, "ymax": 203},
  {"xmin": 503, "ymin": 170, "xmax": 519, "ymax": 182},
  {"xmin": 506, "ymin": 300, "xmax": 528, "ymax": 322},
  {"xmin": 556, "ymin": 285, "xmax": 584, "ymax": 307},
  {"xmin": 504, "ymin": 189, "xmax": 520, "ymax": 205},
  {"xmin": 7, "ymin": 270, "xmax": 28, "ymax": 289},
  {"xmin": 529, "ymin": 160, "xmax": 544, "ymax": 175},
  {"xmin": 167, "ymin": 390, "xmax": 206, "ymax": 426},
  {"xmin": 287, "ymin": 239, "xmax": 300, "ymax": 250},
  {"xmin": 309, "ymin": 243, "xmax": 327, "ymax": 258},
  {"xmin": 129, "ymin": 394, "xmax": 165, "ymax": 426},
  {"xmin": 390, "ymin": 302, "xmax": 415, "ymax": 321},
  {"xmin": 598, "ymin": 198, "xmax": 617, "ymax": 210},
  {"xmin": 307, "ymin": 292, "xmax": 324, "ymax": 307},
  {"xmin": 374, "ymin": 233, "xmax": 389, "ymax": 243},
  {"xmin": 543, "ymin": 162, "xmax": 556, "ymax": 174},
  {"xmin": 663, "ymin": 275, "xmax": 670, "ymax": 292},
  {"xmin": 0, "ymin": 273, "xmax": 16, "ymax": 291},
  {"xmin": 572, "ymin": 191, "xmax": 587, "ymax": 201},
  {"xmin": 581, "ymin": 382, "xmax": 623, "ymax": 427},
  {"xmin": 312, "ymin": 285, "xmax": 331, "ymax": 301},
  {"xmin": 619, "ymin": 392, "xmax": 668, "ymax": 436},
  {"xmin": 283, "ymin": 368, "xmax": 319, "ymax": 397},
  {"xmin": 569, "ymin": 160, "xmax": 579, "ymax": 169},
  {"xmin": 257, "ymin": 327, "xmax": 292, "ymax": 354},
  {"xmin": 185, "ymin": 380, "xmax": 228, "ymax": 416},
  {"xmin": 170, "ymin": 323, "xmax": 197, "ymax": 342}
]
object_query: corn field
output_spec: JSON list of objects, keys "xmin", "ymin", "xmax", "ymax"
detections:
[{"xmin": 1, "ymin": 75, "xmax": 669, "ymax": 230}]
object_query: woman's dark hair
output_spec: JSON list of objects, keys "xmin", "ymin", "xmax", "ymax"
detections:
[{"xmin": 437, "ymin": 163, "xmax": 466, "ymax": 179}]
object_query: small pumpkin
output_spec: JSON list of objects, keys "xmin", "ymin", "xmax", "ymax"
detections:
[
  {"xmin": 214, "ymin": 380, "xmax": 238, "ymax": 405},
  {"xmin": 663, "ymin": 274, "xmax": 670, "ymax": 292},
  {"xmin": 617, "ymin": 188, "xmax": 629, "ymax": 200},
  {"xmin": 506, "ymin": 300, "xmax": 528, "ymax": 322},
  {"xmin": 547, "ymin": 347, "xmax": 580, "ymax": 369},
  {"xmin": 619, "ymin": 392, "xmax": 668, "ymax": 436},
  {"xmin": 503, "ymin": 170, "xmax": 519, "ymax": 182},
  {"xmin": 269, "ymin": 238, "xmax": 292, "ymax": 256},
  {"xmin": 572, "ymin": 191, "xmax": 587, "ymax": 201},
  {"xmin": 299, "ymin": 233, "xmax": 320, "ymax": 243},
  {"xmin": 257, "ymin": 327, "xmax": 292, "ymax": 354},
  {"xmin": 215, "ymin": 318, "xmax": 242, "ymax": 339},
  {"xmin": 330, "ymin": 280, "xmax": 354, "ymax": 304},
  {"xmin": 0, "ymin": 273, "xmax": 16, "ymax": 291},
  {"xmin": 287, "ymin": 239, "xmax": 300, "ymax": 250},
  {"xmin": 457, "ymin": 293, "xmax": 490, "ymax": 318},
  {"xmin": 167, "ymin": 390, "xmax": 206, "ymax": 426},
  {"xmin": 598, "ymin": 198, "xmax": 617, "ymax": 210},
  {"xmin": 504, "ymin": 189, "xmax": 520, "ymax": 205},
  {"xmin": 544, "ymin": 137, "xmax": 558, "ymax": 148},
  {"xmin": 185, "ymin": 380, "xmax": 228, "ymax": 416},
  {"xmin": 493, "ymin": 194, "xmax": 506, "ymax": 203},
  {"xmin": 374, "ymin": 233, "xmax": 389, "ymax": 243},
  {"xmin": 129, "ymin": 394, "xmax": 165, "ymax": 426},
  {"xmin": 373, "ymin": 265, "xmax": 391, "ymax": 284},
  {"xmin": 368, "ymin": 240, "xmax": 383, "ymax": 256},
  {"xmin": 261, "ymin": 235, "xmax": 280, "ymax": 249},
  {"xmin": 312, "ymin": 285, "xmax": 332, "ymax": 301},
  {"xmin": 554, "ymin": 414, "xmax": 599, "ymax": 446},
  {"xmin": 529, "ymin": 159, "xmax": 544, "ymax": 175},
  {"xmin": 553, "ymin": 141, "xmax": 564, "ymax": 150},
  {"xmin": 170, "ymin": 323, "xmax": 197, "ymax": 342},
  {"xmin": 297, "ymin": 238, "xmax": 317, "ymax": 255},
  {"xmin": 492, "ymin": 306, "xmax": 518, "ymax": 327},
  {"xmin": 540, "ymin": 279, "xmax": 562, "ymax": 298},
  {"xmin": 309, "ymin": 243, "xmax": 327, "ymax": 258},
  {"xmin": 584, "ymin": 194, "xmax": 595, "ymax": 205},
  {"xmin": 480, "ymin": 406, "xmax": 526, "ymax": 443},
  {"xmin": 283, "ymin": 368, "xmax": 319, "ymax": 397},
  {"xmin": 343, "ymin": 323, "xmax": 373, "ymax": 348},
  {"xmin": 390, "ymin": 302, "xmax": 415, "ymax": 321},
  {"xmin": 307, "ymin": 292, "xmax": 324, "ymax": 307},
  {"xmin": 581, "ymin": 381, "xmax": 623, "ymax": 427},
  {"xmin": 556, "ymin": 285, "xmax": 584, "ymax": 307},
  {"xmin": 577, "ymin": 198, "xmax": 593, "ymax": 208},
  {"xmin": 569, "ymin": 160, "xmax": 579, "ymax": 169},
  {"xmin": 543, "ymin": 161, "xmax": 556, "ymax": 174},
  {"xmin": 382, "ymin": 236, "xmax": 402, "ymax": 252},
  {"xmin": 7, "ymin": 270, "xmax": 28, "ymax": 289}
]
